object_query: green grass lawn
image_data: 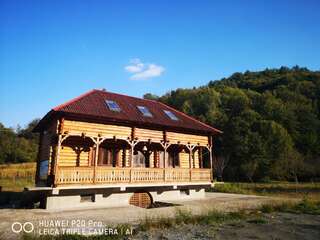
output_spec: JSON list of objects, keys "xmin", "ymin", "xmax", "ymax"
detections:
[{"xmin": 212, "ymin": 182, "xmax": 320, "ymax": 201}]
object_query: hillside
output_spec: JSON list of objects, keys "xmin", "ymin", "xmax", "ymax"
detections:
[{"xmin": 146, "ymin": 66, "xmax": 320, "ymax": 181}]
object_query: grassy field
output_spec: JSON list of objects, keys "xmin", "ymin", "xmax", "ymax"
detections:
[
  {"xmin": 0, "ymin": 162, "xmax": 35, "ymax": 191},
  {"xmin": 212, "ymin": 182, "xmax": 320, "ymax": 201}
]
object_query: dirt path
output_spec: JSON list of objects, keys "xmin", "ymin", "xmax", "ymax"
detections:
[{"xmin": 0, "ymin": 193, "xmax": 284, "ymax": 240}]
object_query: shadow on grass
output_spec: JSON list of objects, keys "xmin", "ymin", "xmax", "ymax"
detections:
[
  {"xmin": 148, "ymin": 201, "xmax": 181, "ymax": 209},
  {"xmin": 0, "ymin": 190, "xmax": 43, "ymax": 209}
]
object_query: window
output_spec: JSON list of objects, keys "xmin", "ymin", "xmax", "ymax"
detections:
[
  {"xmin": 137, "ymin": 106, "xmax": 153, "ymax": 117},
  {"xmin": 164, "ymin": 110, "xmax": 179, "ymax": 121},
  {"xmin": 105, "ymin": 100, "xmax": 121, "ymax": 112}
]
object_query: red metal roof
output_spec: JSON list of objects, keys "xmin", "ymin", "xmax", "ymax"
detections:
[{"xmin": 35, "ymin": 89, "xmax": 222, "ymax": 135}]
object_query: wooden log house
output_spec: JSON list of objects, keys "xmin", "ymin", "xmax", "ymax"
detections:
[{"xmin": 33, "ymin": 89, "xmax": 222, "ymax": 209}]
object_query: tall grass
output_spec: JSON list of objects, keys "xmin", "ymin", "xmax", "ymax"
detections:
[
  {"xmin": 0, "ymin": 162, "xmax": 36, "ymax": 192},
  {"xmin": 0, "ymin": 162, "xmax": 36, "ymax": 178}
]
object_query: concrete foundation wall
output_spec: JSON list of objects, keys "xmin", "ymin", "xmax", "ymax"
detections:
[{"xmin": 45, "ymin": 188, "xmax": 206, "ymax": 210}]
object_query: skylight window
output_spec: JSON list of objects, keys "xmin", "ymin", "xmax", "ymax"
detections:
[
  {"xmin": 105, "ymin": 100, "xmax": 121, "ymax": 112},
  {"xmin": 164, "ymin": 110, "xmax": 179, "ymax": 121},
  {"xmin": 137, "ymin": 106, "xmax": 153, "ymax": 117}
]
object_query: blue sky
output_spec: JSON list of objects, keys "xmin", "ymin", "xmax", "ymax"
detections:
[{"xmin": 0, "ymin": 0, "xmax": 319, "ymax": 128}]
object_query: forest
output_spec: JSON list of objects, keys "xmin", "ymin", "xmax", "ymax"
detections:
[
  {"xmin": 145, "ymin": 66, "xmax": 320, "ymax": 182},
  {"xmin": 1, "ymin": 66, "xmax": 319, "ymax": 182}
]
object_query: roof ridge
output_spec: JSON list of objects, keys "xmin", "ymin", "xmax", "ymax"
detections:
[
  {"xmin": 157, "ymin": 101, "xmax": 223, "ymax": 134},
  {"xmin": 53, "ymin": 89, "xmax": 99, "ymax": 111},
  {"xmin": 95, "ymin": 89, "xmax": 160, "ymax": 104}
]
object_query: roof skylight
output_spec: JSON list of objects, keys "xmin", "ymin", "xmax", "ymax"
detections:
[
  {"xmin": 105, "ymin": 100, "xmax": 121, "ymax": 112},
  {"xmin": 164, "ymin": 110, "xmax": 179, "ymax": 121},
  {"xmin": 137, "ymin": 106, "xmax": 153, "ymax": 117}
]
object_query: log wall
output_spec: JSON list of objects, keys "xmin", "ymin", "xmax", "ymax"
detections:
[
  {"xmin": 179, "ymin": 152, "xmax": 189, "ymax": 168},
  {"xmin": 135, "ymin": 128, "xmax": 163, "ymax": 142},
  {"xmin": 62, "ymin": 120, "xmax": 209, "ymax": 146},
  {"xmin": 167, "ymin": 132, "xmax": 208, "ymax": 146},
  {"xmin": 63, "ymin": 120, "xmax": 132, "ymax": 139},
  {"xmin": 59, "ymin": 146, "xmax": 90, "ymax": 167}
]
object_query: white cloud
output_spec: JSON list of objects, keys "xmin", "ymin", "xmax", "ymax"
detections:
[
  {"xmin": 124, "ymin": 58, "xmax": 144, "ymax": 73},
  {"xmin": 124, "ymin": 58, "xmax": 165, "ymax": 80}
]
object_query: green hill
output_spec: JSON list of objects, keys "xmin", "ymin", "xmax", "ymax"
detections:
[{"xmin": 145, "ymin": 66, "xmax": 320, "ymax": 182}]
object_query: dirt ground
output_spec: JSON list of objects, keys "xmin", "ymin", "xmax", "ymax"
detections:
[
  {"xmin": 0, "ymin": 193, "xmax": 311, "ymax": 240},
  {"xmin": 136, "ymin": 212, "xmax": 320, "ymax": 240}
]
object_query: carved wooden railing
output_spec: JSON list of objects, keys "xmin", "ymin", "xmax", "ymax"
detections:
[
  {"xmin": 165, "ymin": 168, "xmax": 190, "ymax": 182},
  {"xmin": 55, "ymin": 167, "xmax": 211, "ymax": 185},
  {"xmin": 190, "ymin": 168, "xmax": 212, "ymax": 181},
  {"xmin": 95, "ymin": 167, "xmax": 130, "ymax": 183},
  {"xmin": 55, "ymin": 166, "xmax": 94, "ymax": 184},
  {"xmin": 131, "ymin": 168, "xmax": 164, "ymax": 183}
]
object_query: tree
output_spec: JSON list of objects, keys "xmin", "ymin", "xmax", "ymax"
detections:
[
  {"xmin": 0, "ymin": 120, "xmax": 39, "ymax": 164},
  {"xmin": 143, "ymin": 93, "xmax": 159, "ymax": 100}
]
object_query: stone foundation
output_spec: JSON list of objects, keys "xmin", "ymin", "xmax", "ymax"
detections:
[{"xmin": 45, "ymin": 189, "xmax": 206, "ymax": 210}]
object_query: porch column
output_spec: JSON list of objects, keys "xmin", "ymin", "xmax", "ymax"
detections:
[
  {"xmin": 160, "ymin": 142, "xmax": 170, "ymax": 182},
  {"xmin": 163, "ymin": 148, "xmax": 166, "ymax": 169},
  {"xmin": 129, "ymin": 140, "xmax": 137, "ymax": 182},
  {"xmin": 186, "ymin": 144, "xmax": 195, "ymax": 181},
  {"xmin": 209, "ymin": 146, "xmax": 213, "ymax": 181},
  {"xmin": 209, "ymin": 136, "xmax": 213, "ymax": 181},
  {"xmin": 93, "ymin": 138, "xmax": 100, "ymax": 184},
  {"xmin": 130, "ymin": 143, "xmax": 134, "ymax": 167},
  {"xmin": 53, "ymin": 134, "xmax": 62, "ymax": 185},
  {"xmin": 53, "ymin": 134, "xmax": 68, "ymax": 186}
]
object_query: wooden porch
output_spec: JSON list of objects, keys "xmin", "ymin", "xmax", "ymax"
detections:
[{"xmin": 55, "ymin": 167, "xmax": 211, "ymax": 185}]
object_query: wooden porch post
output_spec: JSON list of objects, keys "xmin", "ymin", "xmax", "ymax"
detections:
[
  {"xmin": 93, "ymin": 138, "xmax": 100, "ymax": 184},
  {"xmin": 189, "ymin": 146, "xmax": 192, "ymax": 181},
  {"xmin": 163, "ymin": 147, "xmax": 167, "ymax": 181},
  {"xmin": 130, "ymin": 143, "xmax": 134, "ymax": 167},
  {"xmin": 129, "ymin": 141, "xmax": 135, "ymax": 182},
  {"xmin": 53, "ymin": 134, "xmax": 62, "ymax": 186},
  {"xmin": 187, "ymin": 144, "xmax": 195, "ymax": 181},
  {"xmin": 160, "ymin": 142, "xmax": 170, "ymax": 182},
  {"xmin": 209, "ymin": 146, "xmax": 213, "ymax": 181}
]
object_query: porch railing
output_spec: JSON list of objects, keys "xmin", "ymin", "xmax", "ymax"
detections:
[{"xmin": 55, "ymin": 167, "xmax": 211, "ymax": 185}]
